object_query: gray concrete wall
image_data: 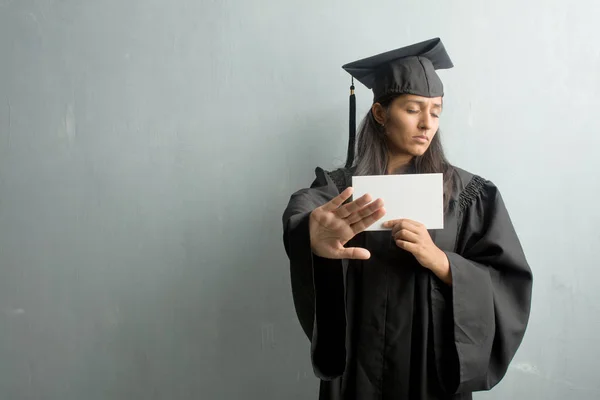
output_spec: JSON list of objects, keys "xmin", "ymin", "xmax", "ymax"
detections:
[{"xmin": 1, "ymin": 0, "xmax": 598, "ymax": 398}]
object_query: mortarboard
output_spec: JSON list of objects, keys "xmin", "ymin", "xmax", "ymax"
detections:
[{"xmin": 341, "ymin": 37, "xmax": 454, "ymax": 168}]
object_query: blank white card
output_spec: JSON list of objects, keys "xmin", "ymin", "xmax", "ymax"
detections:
[{"xmin": 352, "ymin": 173, "xmax": 444, "ymax": 231}]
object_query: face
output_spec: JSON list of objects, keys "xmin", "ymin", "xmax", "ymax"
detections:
[{"xmin": 372, "ymin": 94, "xmax": 442, "ymax": 158}]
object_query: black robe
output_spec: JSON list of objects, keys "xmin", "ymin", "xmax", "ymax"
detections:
[{"xmin": 282, "ymin": 166, "xmax": 533, "ymax": 400}]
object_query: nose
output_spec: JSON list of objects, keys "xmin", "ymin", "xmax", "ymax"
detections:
[{"xmin": 418, "ymin": 113, "xmax": 433, "ymax": 131}]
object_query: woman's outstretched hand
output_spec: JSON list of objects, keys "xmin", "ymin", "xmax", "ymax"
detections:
[{"xmin": 309, "ymin": 187, "xmax": 386, "ymax": 260}]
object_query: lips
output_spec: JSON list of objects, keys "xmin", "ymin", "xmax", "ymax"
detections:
[{"xmin": 413, "ymin": 135, "xmax": 429, "ymax": 142}]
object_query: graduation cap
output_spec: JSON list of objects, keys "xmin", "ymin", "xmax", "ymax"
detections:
[{"xmin": 341, "ymin": 37, "xmax": 454, "ymax": 168}]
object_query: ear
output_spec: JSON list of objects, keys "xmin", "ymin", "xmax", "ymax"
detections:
[{"xmin": 371, "ymin": 103, "xmax": 387, "ymax": 126}]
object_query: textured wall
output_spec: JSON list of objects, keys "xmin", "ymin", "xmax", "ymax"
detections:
[{"xmin": 0, "ymin": 0, "xmax": 598, "ymax": 398}]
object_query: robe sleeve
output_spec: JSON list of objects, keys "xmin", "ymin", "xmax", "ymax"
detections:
[
  {"xmin": 430, "ymin": 178, "xmax": 533, "ymax": 394},
  {"xmin": 282, "ymin": 167, "xmax": 347, "ymax": 381}
]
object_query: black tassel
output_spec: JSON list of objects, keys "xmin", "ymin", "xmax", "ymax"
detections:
[{"xmin": 345, "ymin": 78, "xmax": 356, "ymax": 169}]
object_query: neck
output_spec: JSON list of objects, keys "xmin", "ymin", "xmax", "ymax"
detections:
[{"xmin": 387, "ymin": 152, "xmax": 414, "ymax": 175}]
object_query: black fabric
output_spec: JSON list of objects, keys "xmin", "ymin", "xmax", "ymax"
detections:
[
  {"xmin": 282, "ymin": 167, "xmax": 533, "ymax": 400},
  {"xmin": 346, "ymin": 83, "xmax": 357, "ymax": 168},
  {"xmin": 342, "ymin": 37, "xmax": 453, "ymax": 102}
]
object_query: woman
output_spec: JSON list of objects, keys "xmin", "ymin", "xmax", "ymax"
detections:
[{"xmin": 282, "ymin": 38, "xmax": 533, "ymax": 400}]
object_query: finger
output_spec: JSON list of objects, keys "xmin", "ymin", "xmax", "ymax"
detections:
[
  {"xmin": 382, "ymin": 219, "xmax": 401, "ymax": 229},
  {"xmin": 401, "ymin": 219, "xmax": 424, "ymax": 230},
  {"xmin": 390, "ymin": 221, "xmax": 406, "ymax": 236},
  {"xmin": 388, "ymin": 219, "xmax": 422, "ymax": 235},
  {"xmin": 391, "ymin": 221, "xmax": 417, "ymax": 236},
  {"xmin": 321, "ymin": 187, "xmax": 354, "ymax": 212},
  {"xmin": 395, "ymin": 239, "xmax": 418, "ymax": 253},
  {"xmin": 383, "ymin": 218, "xmax": 422, "ymax": 228},
  {"xmin": 337, "ymin": 247, "xmax": 371, "ymax": 260},
  {"xmin": 393, "ymin": 228, "xmax": 420, "ymax": 243},
  {"xmin": 345, "ymin": 198, "xmax": 384, "ymax": 225},
  {"xmin": 334, "ymin": 193, "xmax": 373, "ymax": 218},
  {"xmin": 351, "ymin": 208, "xmax": 386, "ymax": 234}
]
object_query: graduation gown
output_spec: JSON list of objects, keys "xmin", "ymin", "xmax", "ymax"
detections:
[{"xmin": 282, "ymin": 166, "xmax": 533, "ymax": 400}]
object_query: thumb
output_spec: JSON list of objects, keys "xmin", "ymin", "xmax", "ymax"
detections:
[{"xmin": 337, "ymin": 247, "xmax": 371, "ymax": 260}]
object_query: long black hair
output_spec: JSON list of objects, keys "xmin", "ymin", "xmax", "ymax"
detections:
[{"xmin": 352, "ymin": 95, "xmax": 457, "ymax": 211}]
